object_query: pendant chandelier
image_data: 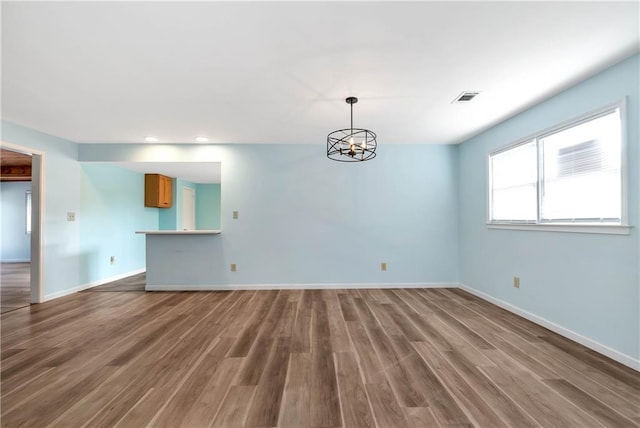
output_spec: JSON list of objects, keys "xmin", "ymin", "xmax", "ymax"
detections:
[{"xmin": 327, "ymin": 97, "xmax": 377, "ymax": 162}]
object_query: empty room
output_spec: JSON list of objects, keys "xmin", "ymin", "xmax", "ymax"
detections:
[{"xmin": 1, "ymin": 1, "xmax": 638, "ymax": 427}]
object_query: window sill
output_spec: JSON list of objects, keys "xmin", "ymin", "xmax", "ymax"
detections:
[{"xmin": 486, "ymin": 223, "xmax": 631, "ymax": 235}]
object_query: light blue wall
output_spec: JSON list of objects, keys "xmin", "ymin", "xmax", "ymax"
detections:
[
  {"xmin": 196, "ymin": 183, "xmax": 221, "ymax": 230},
  {"xmin": 1, "ymin": 121, "xmax": 81, "ymax": 298},
  {"xmin": 80, "ymin": 164, "xmax": 158, "ymax": 284},
  {"xmin": 226, "ymin": 144, "xmax": 459, "ymax": 284},
  {"xmin": 1, "ymin": 181, "xmax": 31, "ymax": 262},
  {"xmin": 458, "ymin": 54, "xmax": 639, "ymax": 360},
  {"xmin": 79, "ymin": 143, "xmax": 460, "ymax": 284}
]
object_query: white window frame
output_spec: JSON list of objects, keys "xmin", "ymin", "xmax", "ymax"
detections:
[
  {"xmin": 487, "ymin": 99, "xmax": 630, "ymax": 235},
  {"xmin": 26, "ymin": 190, "xmax": 32, "ymax": 234}
]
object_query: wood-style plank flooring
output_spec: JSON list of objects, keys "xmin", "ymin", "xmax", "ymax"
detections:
[
  {"xmin": 1, "ymin": 287, "xmax": 639, "ymax": 427},
  {"xmin": 0, "ymin": 263, "xmax": 30, "ymax": 314},
  {"xmin": 89, "ymin": 272, "xmax": 146, "ymax": 292}
]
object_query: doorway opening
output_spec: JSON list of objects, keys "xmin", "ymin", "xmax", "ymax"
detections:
[
  {"xmin": 0, "ymin": 143, "xmax": 44, "ymax": 311},
  {"xmin": 182, "ymin": 186, "xmax": 196, "ymax": 230}
]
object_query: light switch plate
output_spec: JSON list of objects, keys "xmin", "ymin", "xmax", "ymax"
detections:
[
  {"xmin": 233, "ymin": 211, "xmax": 239, "ymax": 219},
  {"xmin": 67, "ymin": 212, "xmax": 76, "ymax": 221}
]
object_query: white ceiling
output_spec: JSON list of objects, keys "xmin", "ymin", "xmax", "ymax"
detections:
[{"xmin": 2, "ymin": 2, "xmax": 638, "ymax": 145}]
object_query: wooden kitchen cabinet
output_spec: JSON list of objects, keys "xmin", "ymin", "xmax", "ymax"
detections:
[{"xmin": 145, "ymin": 174, "xmax": 173, "ymax": 208}]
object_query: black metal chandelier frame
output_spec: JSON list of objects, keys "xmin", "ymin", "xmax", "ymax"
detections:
[{"xmin": 327, "ymin": 97, "xmax": 377, "ymax": 162}]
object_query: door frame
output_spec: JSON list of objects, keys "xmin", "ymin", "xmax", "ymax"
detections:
[{"xmin": 1, "ymin": 141, "xmax": 45, "ymax": 303}]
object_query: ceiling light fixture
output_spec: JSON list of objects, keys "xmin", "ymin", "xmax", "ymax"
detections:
[
  {"xmin": 195, "ymin": 136, "xmax": 209, "ymax": 143},
  {"xmin": 144, "ymin": 136, "xmax": 159, "ymax": 142},
  {"xmin": 327, "ymin": 97, "xmax": 377, "ymax": 162}
]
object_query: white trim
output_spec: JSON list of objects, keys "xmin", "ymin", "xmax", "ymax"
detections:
[
  {"xmin": 458, "ymin": 283, "xmax": 640, "ymax": 372},
  {"xmin": 33, "ymin": 152, "xmax": 44, "ymax": 303},
  {"xmin": 0, "ymin": 259, "xmax": 31, "ymax": 263},
  {"xmin": 145, "ymin": 282, "xmax": 455, "ymax": 291},
  {"xmin": 619, "ymin": 97, "xmax": 629, "ymax": 227},
  {"xmin": 487, "ymin": 223, "xmax": 631, "ymax": 235},
  {"xmin": 43, "ymin": 268, "xmax": 145, "ymax": 302}
]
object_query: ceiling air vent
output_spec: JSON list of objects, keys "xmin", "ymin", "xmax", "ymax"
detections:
[{"xmin": 452, "ymin": 91, "xmax": 480, "ymax": 103}]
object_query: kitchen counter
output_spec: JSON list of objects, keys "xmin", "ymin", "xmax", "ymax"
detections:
[
  {"xmin": 137, "ymin": 230, "xmax": 223, "ymax": 290},
  {"xmin": 136, "ymin": 230, "xmax": 221, "ymax": 235}
]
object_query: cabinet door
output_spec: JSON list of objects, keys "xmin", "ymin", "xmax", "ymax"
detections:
[
  {"xmin": 145, "ymin": 174, "xmax": 173, "ymax": 208},
  {"xmin": 144, "ymin": 174, "xmax": 159, "ymax": 207},
  {"xmin": 160, "ymin": 175, "xmax": 172, "ymax": 207}
]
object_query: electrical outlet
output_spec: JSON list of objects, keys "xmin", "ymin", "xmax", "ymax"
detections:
[
  {"xmin": 381, "ymin": 262, "xmax": 387, "ymax": 271},
  {"xmin": 110, "ymin": 256, "xmax": 116, "ymax": 265},
  {"xmin": 67, "ymin": 212, "xmax": 76, "ymax": 221},
  {"xmin": 513, "ymin": 276, "xmax": 520, "ymax": 288},
  {"xmin": 233, "ymin": 211, "xmax": 239, "ymax": 219},
  {"xmin": 230, "ymin": 263, "xmax": 237, "ymax": 272}
]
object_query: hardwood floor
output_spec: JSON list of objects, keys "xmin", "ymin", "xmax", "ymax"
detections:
[
  {"xmin": 0, "ymin": 263, "xmax": 30, "ymax": 314},
  {"xmin": 1, "ymin": 287, "xmax": 638, "ymax": 427},
  {"xmin": 88, "ymin": 272, "xmax": 146, "ymax": 292}
]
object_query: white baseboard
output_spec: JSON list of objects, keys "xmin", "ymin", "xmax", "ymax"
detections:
[
  {"xmin": 458, "ymin": 283, "xmax": 640, "ymax": 372},
  {"xmin": 145, "ymin": 282, "xmax": 456, "ymax": 291},
  {"xmin": 43, "ymin": 268, "xmax": 146, "ymax": 302},
  {"xmin": 1, "ymin": 259, "xmax": 30, "ymax": 263}
]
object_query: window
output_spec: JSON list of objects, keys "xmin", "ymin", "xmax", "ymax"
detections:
[
  {"xmin": 26, "ymin": 191, "xmax": 32, "ymax": 234},
  {"xmin": 488, "ymin": 102, "xmax": 627, "ymax": 233},
  {"xmin": 490, "ymin": 141, "xmax": 537, "ymax": 222}
]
